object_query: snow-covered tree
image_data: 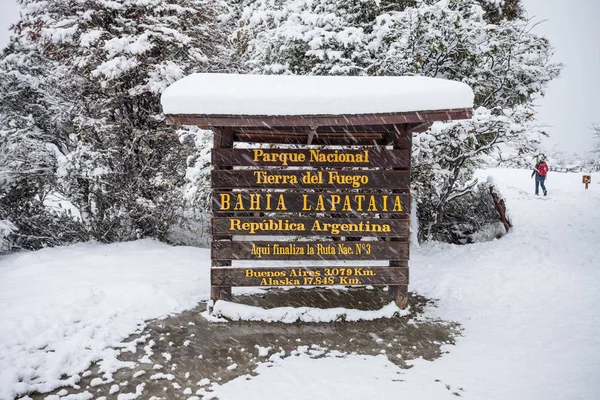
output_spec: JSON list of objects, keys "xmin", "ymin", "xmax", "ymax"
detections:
[
  {"xmin": 0, "ymin": 27, "xmax": 87, "ymax": 251},
  {"xmin": 583, "ymin": 124, "xmax": 600, "ymax": 172},
  {"xmin": 11, "ymin": 0, "xmax": 233, "ymax": 242},
  {"xmin": 232, "ymin": 0, "xmax": 561, "ymax": 242},
  {"xmin": 479, "ymin": 0, "xmax": 523, "ymax": 23}
]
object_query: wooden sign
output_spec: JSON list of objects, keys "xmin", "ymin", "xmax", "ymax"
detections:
[
  {"xmin": 212, "ymin": 170, "xmax": 410, "ymax": 189},
  {"xmin": 162, "ymin": 73, "xmax": 475, "ymax": 311},
  {"xmin": 213, "ymin": 192, "xmax": 411, "ymax": 214},
  {"xmin": 212, "ymin": 148, "xmax": 410, "ymax": 168},
  {"xmin": 211, "ymin": 241, "xmax": 409, "ymax": 260},
  {"xmin": 212, "ymin": 217, "xmax": 409, "ymax": 237},
  {"xmin": 212, "ymin": 266, "xmax": 408, "ymax": 286},
  {"xmin": 583, "ymin": 175, "xmax": 591, "ymax": 189}
]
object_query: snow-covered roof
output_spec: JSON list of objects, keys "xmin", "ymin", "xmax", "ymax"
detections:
[{"xmin": 161, "ymin": 73, "xmax": 473, "ymax": 116}]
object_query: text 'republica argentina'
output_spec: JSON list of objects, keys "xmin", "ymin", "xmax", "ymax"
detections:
[{"xmin": 228, "ymin": 219, "xmax": 392, "ymax": 235}]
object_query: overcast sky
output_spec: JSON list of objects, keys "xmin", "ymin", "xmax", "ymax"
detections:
[
  {"xmin": 0, "ymin": 0, "xmax": 598, "ymax": 154},
  {"xmin": 0, "ymin": 0, "xmax": 19, "ymax": 49},
  {"xmin": 522, "ymin": 0, "xmax": 600, "ymax": 154}
]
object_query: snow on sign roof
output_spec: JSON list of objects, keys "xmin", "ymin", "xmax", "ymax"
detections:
[{"xmin": 161, "ymin": 73, "xmax": 474, "ymax": 116}]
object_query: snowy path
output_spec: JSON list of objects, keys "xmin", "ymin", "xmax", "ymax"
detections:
[
  {"xmin": 0, "ymin": 169, "xmax": 598, "ymax": 399},
  {"xmin": 406, "ymin": 169, "xmax": 600, "ymax": 399}
]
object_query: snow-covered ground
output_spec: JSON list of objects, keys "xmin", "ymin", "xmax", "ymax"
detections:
[
  {"xmin": 0, "ymin": 241, "xmax": 211, "ymax": 399},
  {"xmin": 407, "ymin": 169, "xmax": 600, "ymax": 399},
  {"xmin": 1, "ymin": 169, "xmax": 599, "ymax": 400}
]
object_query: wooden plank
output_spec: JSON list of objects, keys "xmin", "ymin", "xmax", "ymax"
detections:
[
  {"xmin": 407, "ymin": 122, "xmax": 431, "ymax": 133},
  {"xmin": 211, "ymin": 241, "xmax": 409, "ymax": 260},
  {"xmin": 212, "ymin": 192, "xmax": 411, "ymax": 214},
  {"xmin": 233, "ymin": 134, "xmax": 387, "ymax": 146},
  {"xmin": 389, "ymin": 124, "xmax": 411, "ymax": 309},
  {"xmin": 236, "ymin": 125, "xmax": 396, "ymax": 134},
  {"xmin": 489, "ymin": 186, "xmax": 512, "ymax": 233},
  {"xmin": 212, "ymin": 170, "xmax": 410, "ymax": 190},
  {"xmin": 388, "ymin": 284, "xmax": 408, "ymax": 308},
  {"xmin": 165, "ymin": 108, "xmax": 473, "ymax": 128},
  {"xmin": 236, "ymin": 132, "xmax": 386, "ymax": 138},
  {"xmin": 210, "ymin": 127, "xmax": 235, "ymax": 302},
  {"xmin": 211, "ymin": 266, "xmax": 409, "ymax": 287},
  {"xmin": 212, "ymin": 148, "xmax": 410, "ymax": 168},
  {"xmin": 212, "ymin": 217, "xmax": 409, "ymax": 237}
]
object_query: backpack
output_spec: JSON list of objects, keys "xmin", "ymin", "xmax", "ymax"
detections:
[{"xmin": 538, "ymin": 162, "xmax": 548, "ymax": 177}]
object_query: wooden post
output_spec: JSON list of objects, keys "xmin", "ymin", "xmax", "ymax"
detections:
[
  {"xmin": 210, "ymin": 127, "xmax": 234, "ymax": 305},
  {"xmin": 388, "ymin": 124, "xmax": 411, "ymax": 309},
  {"xmin": 489, "ymin": 187, "xmax": 512, "ymax": 233}
]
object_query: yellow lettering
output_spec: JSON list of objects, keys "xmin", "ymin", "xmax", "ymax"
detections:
[
  {"xmin": 276, "ymin": 194, "xmax": 287, "ymax": 211},
  {"xmin": 233, "ymin": 193, "xmax": 245, "ymax": 211},
  {"xmin": 355, "ymin": 195, "xmax": 365, "ymax": 211},
  {"xmin": 219, "ymin": 193, "xmax": 231, "ymax": 210},
  {"xmin": 330, "ymin": 194, "xmax": 341, "ymax": 210},
  {"xmin": 393, "ymin": 196, "xmax": 403, "ymax": 212},
  {"xmin": 249, "ymin": 193, "xmax": 260, "ymax": 210},
  {"xmin": 302, "ymin": 194, "xmax": 311, "ymax": 211},
  {"xmin": 367, "ymin": 195, "xmax": 377, "ymax": 212},
  {"xmin": 266, "ymin": 193, "xmax": 272, "ymax": 210},
  {"xmin": 342, "ymin": 196, "xmax": 352, "ymax": 211},
  {"xmin": 230, "ymin": 219, "xmax": 241, "ymax": 231},
  {"xmin": 316, "ymin": 195, "xmax": 325, "ymax": 211}
]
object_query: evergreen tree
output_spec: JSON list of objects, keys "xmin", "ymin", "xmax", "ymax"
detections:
[
  {"xmin": 0, "ymin": 25, "xmax": 87, "ymax": 251},
  {"xmin": 585, "ymin": 124, "xmax": 600, "ymax": 171},
  {"xmin": 11, "ymin": 0, "xmax": 232, "ymax": 242},
  {"xmin": 479, "ymin": 0, "xmax": 523, "ymax": 23},
  {"xmin": 231, "ymin": 0, "xmax": 561, "ymax": 242}
]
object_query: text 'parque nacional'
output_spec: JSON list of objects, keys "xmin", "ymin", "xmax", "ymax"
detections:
[
  {"xmin": 252, "ymin": 149, "xmax": 369, "ymax": 166},
  {"xmin": 211, "ymin": 148, "xmax": 411, "ymax": 168}
]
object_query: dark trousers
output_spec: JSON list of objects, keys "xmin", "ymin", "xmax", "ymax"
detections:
[{"xmin": 535, "ymin": 175, "xmax": 547, "ymax": 195}]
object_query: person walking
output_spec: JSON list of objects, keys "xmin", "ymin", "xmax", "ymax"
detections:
[{"xmin": 531, "ymin": 157, "xmax": 549, "ymax": 196}]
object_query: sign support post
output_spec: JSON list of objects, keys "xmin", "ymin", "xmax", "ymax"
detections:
[
  {"xmin": 583, "ymin": 175, "xmax": 591, "ymax": 189},
  {"xmin": 388, "ymin": 124, "xmax": 412, "ymax": 308},
  {"xmin": 210, "ymin": 127, "xmax": 234, "ymax": 302}
]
